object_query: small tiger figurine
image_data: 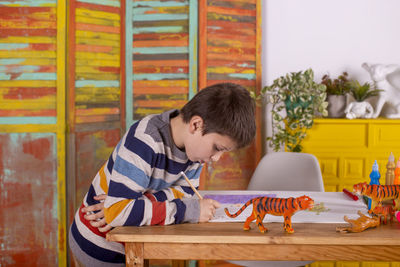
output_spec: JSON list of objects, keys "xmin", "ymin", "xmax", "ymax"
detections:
[
  {"xmin": 336, "ymin": 210, "xmax": 380, "ymax": 233},
  {"xmin": 224, "ymin": 195, "xmax": 314, "ymax": 234},
  {"xmin": 372, "ymin": 204, "xmax": 395, "ymax": 224},
  {"xmin": 353, "ymin": 182, "xmax": 400, "ymax": 212}
]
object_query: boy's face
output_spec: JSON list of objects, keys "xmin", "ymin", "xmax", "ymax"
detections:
[{"xmin": 184, "ymin": 116, "xmax": 236, "ymax": 163}]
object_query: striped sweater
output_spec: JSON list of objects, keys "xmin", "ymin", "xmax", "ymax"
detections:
[{"xmin": 69, "ymin": 110, "xmax": 203, "ymax": 265}]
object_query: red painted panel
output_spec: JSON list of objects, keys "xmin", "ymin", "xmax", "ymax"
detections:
[{"xmin": 0, "ymin": 133, "xmax": 58, "ymax": 266}]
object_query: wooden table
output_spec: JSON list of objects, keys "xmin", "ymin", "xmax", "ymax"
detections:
[{"xmin": 106, "ymin": 221, "xmax": 400, "ymax": 266}]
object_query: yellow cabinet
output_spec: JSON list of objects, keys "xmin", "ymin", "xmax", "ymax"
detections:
[{"xmin": 302, "ymin": 118, "xmax": 400, "ymax": 192}]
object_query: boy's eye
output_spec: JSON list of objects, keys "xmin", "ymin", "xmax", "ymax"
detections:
[{"xmin": 214, "ymin": 145, "xmax": 222, "ymax": 152}]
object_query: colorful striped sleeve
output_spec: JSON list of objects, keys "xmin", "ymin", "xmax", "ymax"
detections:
[{"xmin": 103, "ymin": 120, "xmax": 201, "ymax": 227}]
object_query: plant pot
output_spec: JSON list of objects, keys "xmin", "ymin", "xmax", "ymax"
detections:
[{"xmin": 327, "ymin": 95, "xmax": 346, "ymax": 118}]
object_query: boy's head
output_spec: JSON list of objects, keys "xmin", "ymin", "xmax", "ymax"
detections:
[{"xmin": 180, "ymin": 83, "xmax": 256, "ymax": 150}]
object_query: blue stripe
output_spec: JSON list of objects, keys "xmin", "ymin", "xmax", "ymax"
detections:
[
  {"xmin": 181, "ymin": 185, "xmax": 194, "ymax": 195},
  {"xmin": 125, "ymin": 199, "xmax": 145, "ymax": 226},
  {"xmin": 133, "ymin": 46, "xmax": 188, "ymax": 54},
  {"xmin": 153, "ymin": 191, "xmax": 167, "ymax": 202},
  {"xmin": 71, "ymin": 221, "xmax": 125, "ymax": 263},
  {"xmin": 108, "ymin": 180, "xmax": 144, "ymax": 199},
  {"xmin": 172, "ymin": 199, "xmax": 185, "ymax": 224},
  {"xmin": 113, "ymin": 155, "xmax": 150, "ymax": 188},
  {"xmin": 132, "ymin": 73, "xmax": 188, "ymax": 81},
  {"xmin": 0, "ymin": 73, "xmax": 56, "ymax": 80},
  {"xmin": 148, "ymin": 177, "xmax": 172, "ymax": 191},
  {"xmin": 0, "ymin": 43, "xmax": 29, "ymax": 50},
  {"xmin": 132, "ymin": 13, "xmax": 188, "ymax": 21},
  {"xmin": 132, "ymin": 26, "xmax": 183, "ymax": 34},
  {"xmin": 125, "ymin": 123, "xmax": 191, "ymax": 173},
  {"xmin": 0, "ymin": 117, "xmax": 56, "ymax": 124},
  {"xmin": 107, "ymin": 156, "xmax": 114, "ymax": 174}
]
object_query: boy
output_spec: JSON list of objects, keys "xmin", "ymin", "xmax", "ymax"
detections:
[{"xmin": 69, "ymin": 83, "xmax": 256, "ymax": 266}]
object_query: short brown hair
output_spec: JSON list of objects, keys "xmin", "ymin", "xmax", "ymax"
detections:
[{"xmin": 180, "ymin": 83, "xmax": 256, "ymax": 148}]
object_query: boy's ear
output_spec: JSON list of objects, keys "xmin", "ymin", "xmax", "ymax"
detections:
[{"xmin": 189, "ymin": 115, "xmax": 204, "ymax": 133}]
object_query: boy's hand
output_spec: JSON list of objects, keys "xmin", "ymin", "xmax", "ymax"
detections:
[
  {"xmin": 199, "ymin": 198, "xmax": 221, "ymax": 222},
  {"xmin": 81, "ymin": 194, "xmax": 112, "ymax": 232}
]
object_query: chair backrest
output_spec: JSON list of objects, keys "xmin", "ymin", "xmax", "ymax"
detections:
[{"xmin": 247, "ymin": 152, "xmax": 325, "ymax": 192}]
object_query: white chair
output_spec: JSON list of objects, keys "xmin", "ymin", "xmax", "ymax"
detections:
[{"xmin": 231, "ymin": 152, "xmax": 325, "ymax": 267}]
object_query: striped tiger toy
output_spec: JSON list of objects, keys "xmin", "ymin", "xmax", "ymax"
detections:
[
  {"xmin": 353, "ymin": 182, "xmax": 400, "ymax": 212},
  {"xmin": 224, "ymin": 195, "xmax": 314, "ymax": 233}
]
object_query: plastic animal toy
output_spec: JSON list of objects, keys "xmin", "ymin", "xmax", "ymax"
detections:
[
  {"xmin": 224, "ymin": 195, "xmax": 314, "ymax": 234},
  {"xmin": 372, "ymin": 204, "xmax": 395, "ymax": 224},
  {"xmin": 353, "ymin": 182, "xmax": 400, "ymax": 212},
  {"xmin": 362, "ymin": 62, "xmax": 400, "ymax": 118},
  {"xmin": 336, "ymin": 210, "xmax": 380, "ymax": 233}
]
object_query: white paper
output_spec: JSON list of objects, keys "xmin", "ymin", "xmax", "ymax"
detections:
[{"xmin": 199, "ymin": 191, "xmax": 369, "ymax": 224}]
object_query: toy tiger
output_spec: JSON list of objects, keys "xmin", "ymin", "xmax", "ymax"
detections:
[
  {"xmin": 353, "ymin": 182, "xmax": 400, "ymax": 212},
  {"xmin": 224, "ymin": 195, "xmax": 314, "ymax": 234},
  {"xmin": 372, "ymin": 204, "xmax": 395, "ymax": 224}
]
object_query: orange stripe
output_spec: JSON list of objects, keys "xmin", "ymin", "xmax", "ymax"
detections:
[
  {"xmin": 76, "ymin": 44, "xmax": 113, "ymax": 53},
  {"xmin": 76, "ymin": 23, "xmax": 120, "ymax": 34},
  {"xmin": 132, "ymin": 80, "xmax": 188, "ymax": 87},
  {"xmin": 99, "ymin": 164, "xmax": 108, "ymax": 193},
  {"xmin": 134, "ymin": 99, "xmax": 187, "ymax": 108},
  {"xmin": 133, "ymin": 66, "xmax": 188, "ymax": 74},
  {"xmin": 208, "ymin": 33, "xmax": 255, "ymax": 43},
  {"xmin": 208, "ymin": 6, "xmax": 256, "ymax": 16},
  {"xmin": 75, "ymin": 108, "xmax": 120, "ymax": 115},
  {"xmin": 133, "ymin": 60, "xmax": 188, "ymax": 67},
  {"xmin": 104, "ymin": 199, "xmax": 131, "ymax": 223},
  {"xmin": 0, "ymin": 110, "xmax": 56, "ymax": 116},
  {"xmin": 207, "ymin": 80, "xmax": 255, "ymax": 87},
  {"xmin": 133, "ymin": 86, "xmax": 187, "ymax": 95},
  {"xmin": 133, "ymin": 33, "xmax": 187, "ymax": 41},
  {"xmin": 133, "ymin": 40, "xmax": 188, "ymax": 47},
  {"xmin": 208, "ymin": 53, "xmax": 255, "ymax": 61}
]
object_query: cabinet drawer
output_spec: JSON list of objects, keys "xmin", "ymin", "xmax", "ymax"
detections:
[{"xmin": 303, "ymin": 122, "xmax": 367, "ymax": 149}]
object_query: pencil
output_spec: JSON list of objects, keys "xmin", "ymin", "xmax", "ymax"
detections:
[{"xmin": 180, "ymin": 171, "xmax": 203, "ymax": 200}]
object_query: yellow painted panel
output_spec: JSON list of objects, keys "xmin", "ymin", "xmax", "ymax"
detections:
[
  {"xmin": 76, "ymin": 30, "xmax": 119, "ymax": 41},
  {"xmin": 0, "ymin": 80, "xmax": 56, "ymax": 87},
  {"xmin": 370, "ymin": 123, "xmax": 400, "ymax": 150},
  {"xmin": 76, "ymin": 8, "xmax": 120, "ymax": 21},
  {"xmin": 303, "ymin": 123, "xmax": 368, "ymax": 150},
  {"xmin": 0, "ymin": 50, "xmax": 56, "ymax": 58},
  {"xmin": 75, "ymin": 51, "xmax": 119, "ymax": 61},
  {"xmin": 361, "ymin": 263, "xmax": 390, "ymax": 267},
  {"xmin": 76, "ymin": 15, "xmax": 120, "ymax": 27},
  {"xmin": 76, "ymin": 59, "xmax": 119, "ymax": 67},
  {"xmin": 343, "ymin": 157, "xmax": 365, "ymax": 179},
  {"xmin": 320, "ymin": 158, "xmax": 338, "ymax": 178},
  {"xmin": 336, "ymin": 262, "xmax": 360, "ymax": 267}
]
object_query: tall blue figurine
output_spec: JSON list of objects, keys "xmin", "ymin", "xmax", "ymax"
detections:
[{"xmin": 368, "ymin": 160, "xmax": 381, "ymax": 210}]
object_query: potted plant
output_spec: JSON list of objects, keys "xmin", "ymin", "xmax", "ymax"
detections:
[
  {"xmin": 321, "ymin": 72, "xmax": 352, "ymax": 118},
  {"xmin": 254, "ymin": 69, "xmax": 328, "ymax": 152},
  {"xmin": 344, "ymin": 81, "xmax": 382, "ymax": 119}
]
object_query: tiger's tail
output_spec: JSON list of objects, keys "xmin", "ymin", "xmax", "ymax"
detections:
[{"xmin": 224, "ymin": 198, "xmax": 257, "ymax": 218}]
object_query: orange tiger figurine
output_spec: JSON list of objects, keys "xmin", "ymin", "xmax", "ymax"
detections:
[
  {"xmin": 372, "ymin": 204, "xmax": 395, "ymax": 224},
  {"xmin": 224, "ymin": 195, "xmax": 314, "ymax": 234},
  {"xmin": 353, "ymin": 182, "xmax": 400, "ymax": 212}
]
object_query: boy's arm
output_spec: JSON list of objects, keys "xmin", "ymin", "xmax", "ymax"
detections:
[{"xmin": 102, "ymin": 145, "xmax": 202, "ymax": 227}]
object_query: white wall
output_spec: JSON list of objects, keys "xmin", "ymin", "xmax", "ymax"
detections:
[{"xmin": 262, "ymin": 0, "xmax": 400, "ymax": 152}]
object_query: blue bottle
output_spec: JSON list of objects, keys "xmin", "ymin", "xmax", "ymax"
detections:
[{"xmin": 368, "ymin": 160, "xmax": 381, "ymax": 210}]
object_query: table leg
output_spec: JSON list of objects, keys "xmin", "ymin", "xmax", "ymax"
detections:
[{"xmin": 125, "ymin": 242, "xmax": 147, "ymax": 267}]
